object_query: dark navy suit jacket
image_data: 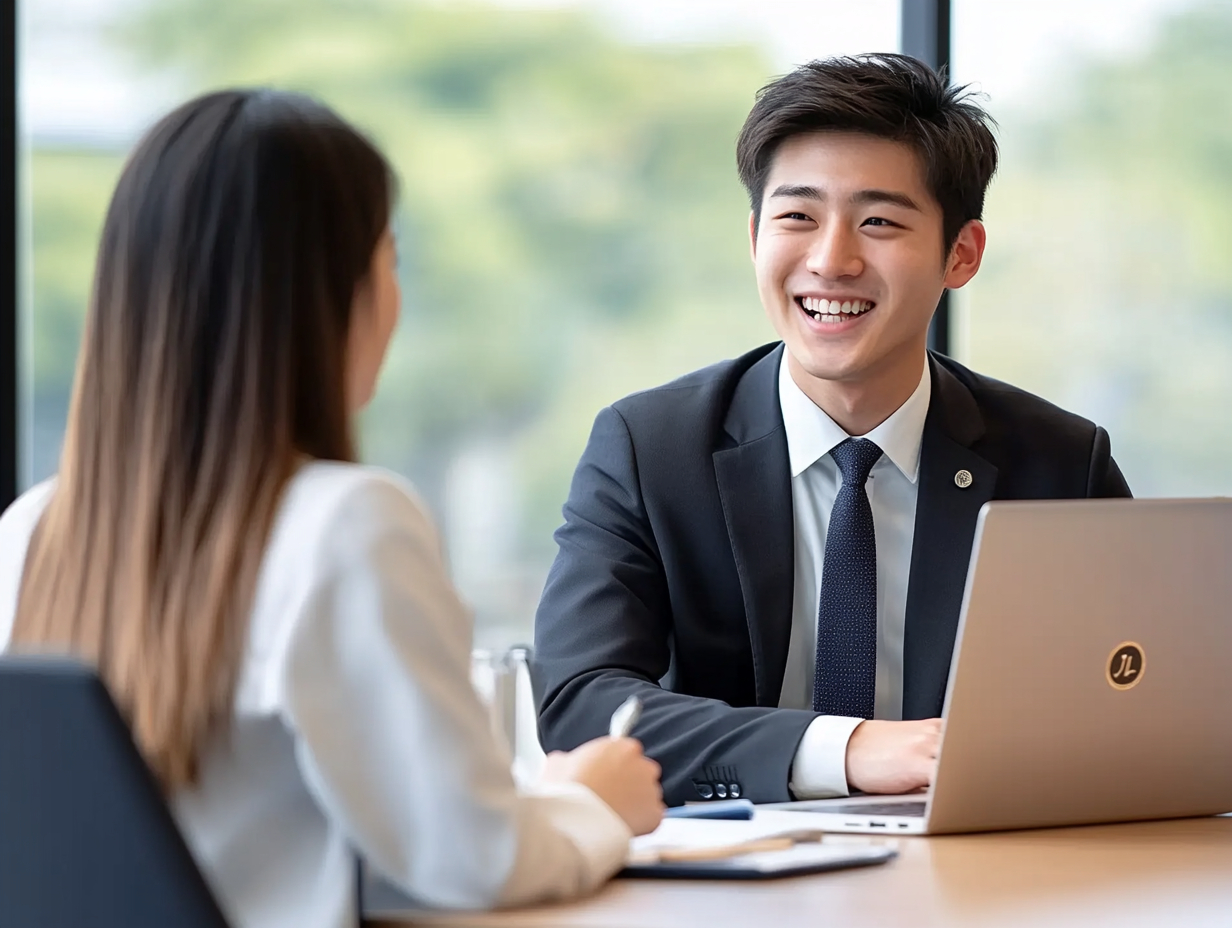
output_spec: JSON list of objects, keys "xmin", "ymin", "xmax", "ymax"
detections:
[{"xmin": 533, "ymin": 343, "xmax": 1132, "ymax": 806}]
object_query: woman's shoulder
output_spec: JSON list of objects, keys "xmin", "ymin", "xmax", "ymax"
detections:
[
  {"xmin": 0, "ymin": 480, "xmax": 57, "ymax": 545},
  {"xmin": 256, "ymin": 460, "xmax": 443, "ymax": 616},
  {"xmin": 238, "ymin": 461, "xmax": 444, "ymax": 706},
  {"xmin": 274, "ymin": 460, "xmax": 436, "ymax": 555},
  {"xmin": 0, "ymin": 480, "xmax": 58, "ymax": 646}
]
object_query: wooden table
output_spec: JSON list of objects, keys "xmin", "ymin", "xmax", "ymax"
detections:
[{"xmin": 376, "ymin": 815, "xmax": 1232, "ymax": 928}]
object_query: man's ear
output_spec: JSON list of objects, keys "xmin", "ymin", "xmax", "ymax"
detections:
[
  {"xmin": 748, "ymin": 211, "xmax": 758, "ymax": 263},
  {"xmin": 943, "ymin": 219, "xmax": 986, "ymax": 289}
]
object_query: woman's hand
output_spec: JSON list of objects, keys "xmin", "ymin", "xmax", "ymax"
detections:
[{"xmin": 540, "ymin": 736, "xmax": 665, "ymax": 836}]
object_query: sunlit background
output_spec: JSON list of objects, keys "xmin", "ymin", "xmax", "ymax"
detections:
[{"xmin": 21, "ymin": 0, "xmax": 1232, "ymax": 647}]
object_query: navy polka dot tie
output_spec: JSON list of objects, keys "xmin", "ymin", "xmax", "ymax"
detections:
[{"xmin": 813, "ymin": 438, "xmax": 883, "ymax": 718}]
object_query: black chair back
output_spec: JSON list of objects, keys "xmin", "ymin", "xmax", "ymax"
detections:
[{"xmin": 0, "ymin": 655, "xmax": 230, "ymax": 928}]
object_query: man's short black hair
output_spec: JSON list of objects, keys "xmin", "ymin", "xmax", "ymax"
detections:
[{"xmin": 737, "ymin": 53, "xmax": 998, "ymax": 252}]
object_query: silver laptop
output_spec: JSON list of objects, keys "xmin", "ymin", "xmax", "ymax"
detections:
[{"xmin": 765, "ymin": 498, "xmax": 1232, "ymax": 834}]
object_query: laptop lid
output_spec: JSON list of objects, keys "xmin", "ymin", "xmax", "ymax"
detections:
[{"xmin": 927, "ymin": 498, "xmax": 1232, "ymax": 834}]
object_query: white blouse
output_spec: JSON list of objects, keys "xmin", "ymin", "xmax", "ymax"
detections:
[{"xmin": 0, "ymin": 462, "xmax": 630, "ymax": 928}]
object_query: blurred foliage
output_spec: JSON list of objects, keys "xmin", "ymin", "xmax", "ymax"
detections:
[
  {"xmin": 27, "ymin": 0, "xmax": 1232, "ymax": 641},
  {"xmin": 107, "ymin": 0, "xmax": 774, "ymax": 494},
  {"xmin": 29, "ymin": 0, "xmax": 778, "ymax": 641},
  {"xmin": 29, "ymin": 152, "xmax": 122, "ymax": 387},
  {"xmin": 27, "ymin": 151, "xmax": 125, "ymax": 481},
  {"xmin": 965, "ymin": 1, "xmax": 1232, "ymax": 495}
]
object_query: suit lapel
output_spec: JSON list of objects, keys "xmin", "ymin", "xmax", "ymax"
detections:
[
  {"xmin": 713, "ymin": 345, "xmax": 794, "ymax": 708},
  {"xmin": 902, "ymin": 355, "xmax": 998, "ymax": 719}
]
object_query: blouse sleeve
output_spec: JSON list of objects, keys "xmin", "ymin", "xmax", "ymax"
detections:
[{"xmin": 277, "ymin": 473, "xmax": 630, "ymax": 910}]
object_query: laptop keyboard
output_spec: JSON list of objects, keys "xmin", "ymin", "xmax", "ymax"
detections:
[{"xmin": 812, "ymin": 800, "xmax": 927, "ymax": 817}]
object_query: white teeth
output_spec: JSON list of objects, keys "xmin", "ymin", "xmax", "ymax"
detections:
[{"xmin": 800, "ymin": 297, "xmax": 872, "ymax": 317}]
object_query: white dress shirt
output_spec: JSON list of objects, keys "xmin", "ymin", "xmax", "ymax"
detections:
[
  {"xmin": 0, "ymin": 462, "xmax": 630, "ymax": 928},
  {"xmin": 777, "ymin": 353, "xmax": 932, "ymax": 799}
]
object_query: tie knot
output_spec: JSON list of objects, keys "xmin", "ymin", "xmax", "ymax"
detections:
[{"xmin": 830, "ymin": 438, "xmax": 883, "ymax": 485}]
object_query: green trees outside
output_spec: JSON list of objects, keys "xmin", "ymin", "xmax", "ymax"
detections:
[
  {"xmin": 965, "ymin": 3, "xmax": 1232, "ymax": 495},
  {"xmin": 31, "ymin": 0, "xmax": 778, "ymax": 641},
  {"xmin": 117, "ymin": 0, "xmax": 775, "ymax": 487},
  {"xmin": 27, "ymin": 0, "xmax": 1232, "ymax": 642},
  {"xmin": 27, "ymin": 150, "xmax": 123, "ymax": 480}
]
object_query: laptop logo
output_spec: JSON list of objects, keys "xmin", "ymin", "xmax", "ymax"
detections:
[{"xmin": 1106, "ymin": 642, "xmax": 1145, "ymax": 690}]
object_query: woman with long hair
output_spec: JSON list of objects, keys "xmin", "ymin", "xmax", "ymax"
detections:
[{"xmin": 0, "ymin": 89, "xmax": 662, "ymax": 928}]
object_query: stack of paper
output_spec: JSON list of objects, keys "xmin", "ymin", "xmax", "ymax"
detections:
[
  {"xmin": 629, "ymin": 809, "xmax": 870, "ymax": 864},
  {"xmin": 623, "ymin": 809, "xmax": 899, "ymax": 878}
]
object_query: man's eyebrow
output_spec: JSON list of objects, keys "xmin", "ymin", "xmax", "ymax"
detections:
[
  {"xmin": 768, "ymin": 185, "xmax": 923, "ymax": 213},
  {"xmin": 769, "ymin": 184, "xmax": 824, "ymax": 200},
  {"xmin": 851, "ymin": 189, "xmax": 922, "ymax": 211}
]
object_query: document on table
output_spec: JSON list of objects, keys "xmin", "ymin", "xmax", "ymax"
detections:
[
  {"xmin": 628, "ymin": 809, "xmax": 896, "ymax": 864},
  {"xmin": 623, "ymin": 809, "xmax": 898, "ymax": 878}
]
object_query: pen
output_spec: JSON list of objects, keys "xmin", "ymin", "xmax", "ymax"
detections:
[{"xmin": 608, "ymin": 695, "xmax": 642, "ymax": 739}]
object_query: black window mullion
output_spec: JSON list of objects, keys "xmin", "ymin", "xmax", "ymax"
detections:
[
  {"xmin": 1, "ymin": 0, "xmax": 17, "ymax": 508},
  {"xmin": 900, "ymin": 0, "xmax": 953, "ymax": 357}
]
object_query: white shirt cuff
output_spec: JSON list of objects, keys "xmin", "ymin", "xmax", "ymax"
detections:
[{"xmin": 788, "ymin": 716, "xmax": 865, "ymax": 800}]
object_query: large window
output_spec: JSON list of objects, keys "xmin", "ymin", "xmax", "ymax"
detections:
[
  {"xmin": 953, "ymin": 0, "xmax": 1232, "ymax": 497},
  {"xmin": 22, "ymin": 0, "xmax": 899, "ymax": 646}
]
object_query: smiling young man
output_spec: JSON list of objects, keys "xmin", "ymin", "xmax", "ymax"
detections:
[{"xmin": 533, "ymin": 54, "xmax": 1132, "ymax": 806}]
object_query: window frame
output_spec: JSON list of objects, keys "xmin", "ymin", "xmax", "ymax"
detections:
[
  {"xmin": 900, "ymin": 0, "xmax": 953, "ymax": 357},
  {"xmin": 2, "ymin": 0, "xmax": 17, "ymax": 510}
]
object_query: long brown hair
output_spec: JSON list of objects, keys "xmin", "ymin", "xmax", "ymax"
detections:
[{"xmin": 12, "ymin": 89, "xmax": 394, "ymax": 789}]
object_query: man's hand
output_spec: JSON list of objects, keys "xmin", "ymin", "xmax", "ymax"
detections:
[{"xmin": 844, "ymin": 718, "xmax": 942, "ymax": 794}]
